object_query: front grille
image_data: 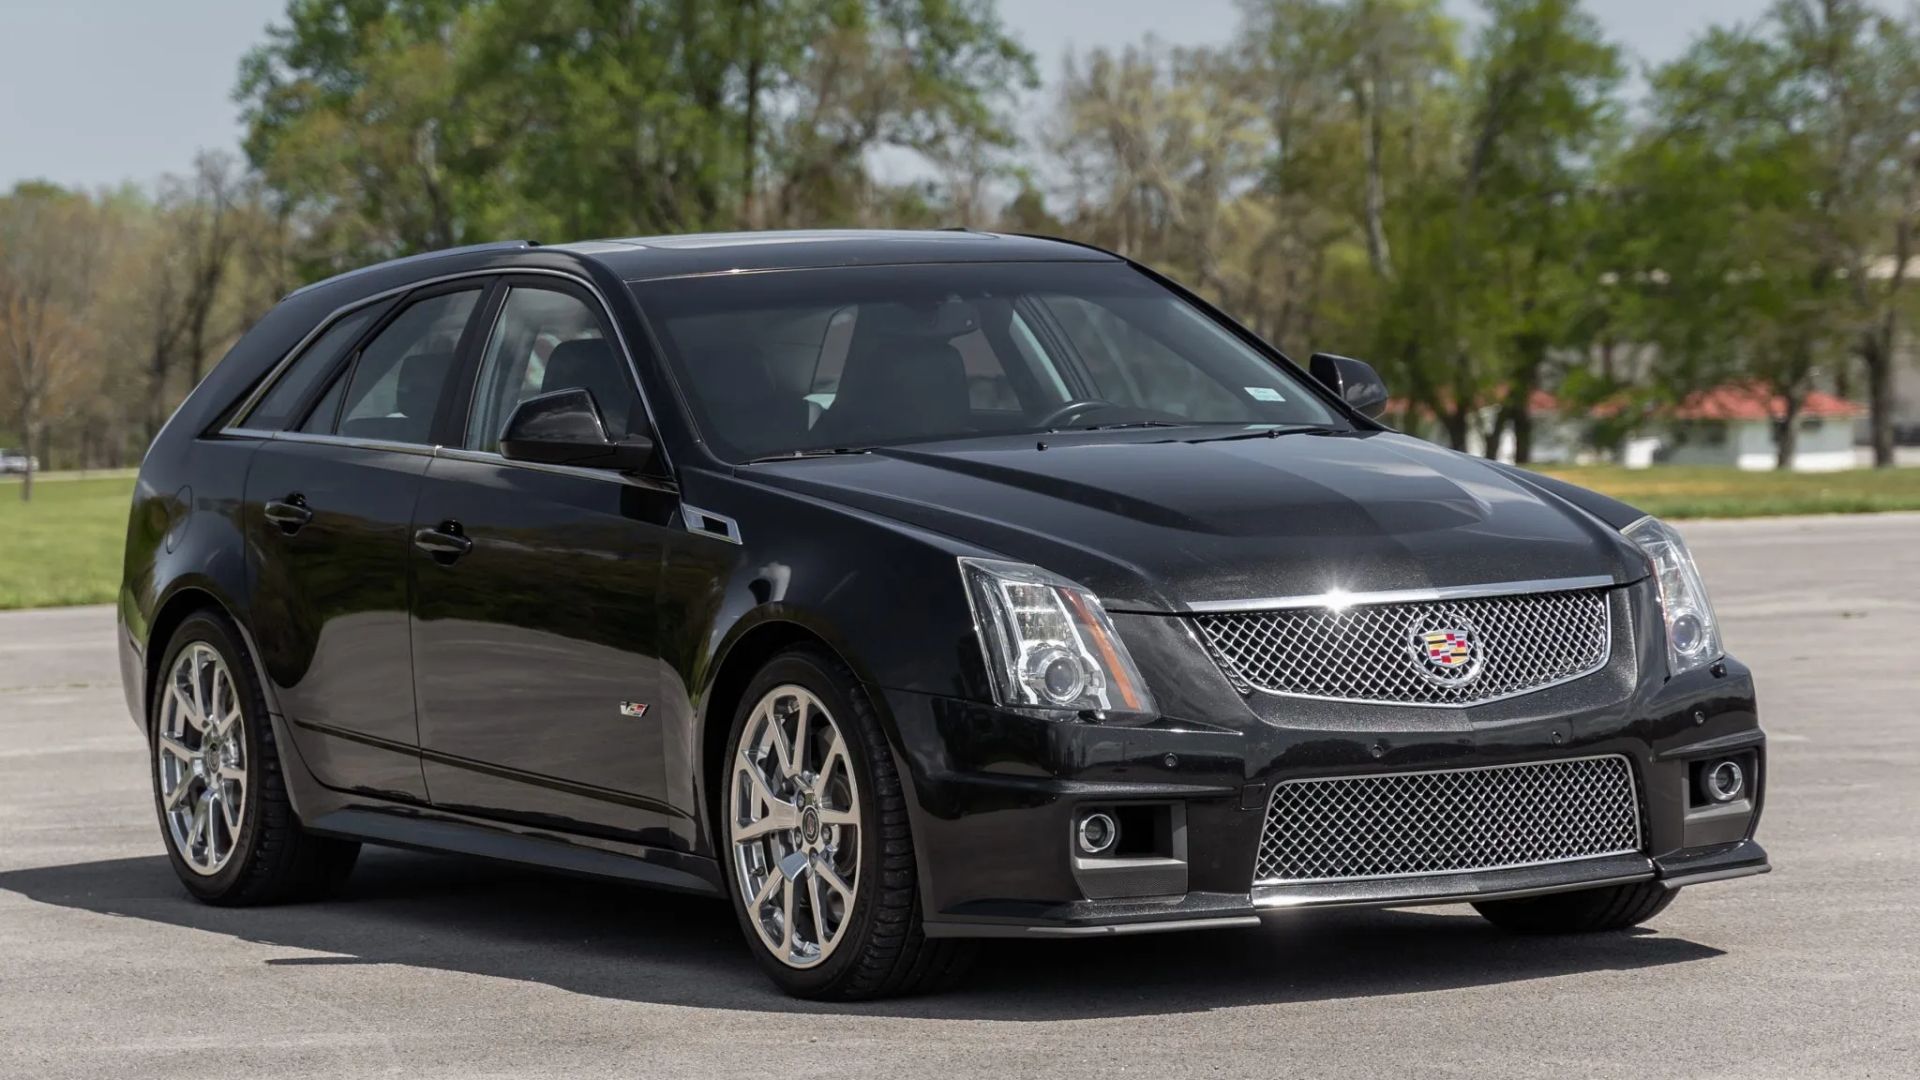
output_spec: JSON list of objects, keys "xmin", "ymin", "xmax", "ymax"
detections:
[
  {"xmin": 1255, "ymin": 756, "xmax": 1642, "ymax": 885},
  {"xmin": 1195, "ymin": 586, "xmax": 1611, "ymax": 707}
]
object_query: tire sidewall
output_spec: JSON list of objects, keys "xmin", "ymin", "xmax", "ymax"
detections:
[
  {"xmin": 719, "ymin": 649, "xmax": 889, "ymax": 996},
  {"xmin": 149, "ymin": 612, "xmax": 272, "ymax": 900}
]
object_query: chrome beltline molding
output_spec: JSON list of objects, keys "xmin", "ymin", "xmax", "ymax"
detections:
[{"xmin": 1183, "ymin": 574, "xmax": 1621, "ymax": 614}]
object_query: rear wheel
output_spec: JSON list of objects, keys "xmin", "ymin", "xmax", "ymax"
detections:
[
  {"xmin": 720, "ymin": 647, "xmax": 976, "ymax": 999},
  {"xmin": 1473, "ymin": 880, "xmax": 1677, "ymax": 933},
  {"xmin": 150, "ymin": 611, "xmax": 359, "ymax": 905}
]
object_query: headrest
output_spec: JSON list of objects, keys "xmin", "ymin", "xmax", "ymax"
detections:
[
  {"xmin": 544, "ymin": 339, "xmax": 618, "ymax": 391},
  {"xmin": 395, "ymin": 350, "xmax": 451, "ymax": 419}
]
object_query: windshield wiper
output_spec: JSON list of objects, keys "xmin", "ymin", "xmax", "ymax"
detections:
[
  {"xmin": 741, "ymin": 446, "xmax": 877, "ymax": 464},
  {"xmin": 1185, "ymin": 425, "xmax": 1342, "ymax": 444},
  {"xmin": 1064, "ymin": 420, "xmax": 1189, "ymax": 431}
]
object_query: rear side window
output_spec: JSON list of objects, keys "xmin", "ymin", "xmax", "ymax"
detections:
[
  {"xmin": 241, "ymin": 306, "xmax": 380, "ymax": 431},
  {"xmin": 308, "ymin": 289, "xmax": 479, "ymax": 444}
]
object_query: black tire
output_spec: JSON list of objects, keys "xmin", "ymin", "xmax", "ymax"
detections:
[
  {"xmin": 1473, "ymin": 880, "xmax": 1677, "ymax": 933},
  {"xmin": 149, "ymin": 610, "xmax": 360, "ymax": 905},
  {"xmin": 719, "ymin": 646, "xmax": 977, "ymax": 999}
]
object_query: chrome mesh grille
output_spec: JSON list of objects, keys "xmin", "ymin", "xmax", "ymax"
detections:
[
  {"xmin": 1195, "ymin": 587, "xmax": 1611, "ymax": 706},
  {"xmin": 1255, "ymin": 756, "xmax": 1642, "ymax": 884}
]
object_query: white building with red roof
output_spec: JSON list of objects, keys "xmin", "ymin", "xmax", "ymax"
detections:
[{"xmin": 1652, "ymin": 386, "xmax": 1865, "ymax": 471}]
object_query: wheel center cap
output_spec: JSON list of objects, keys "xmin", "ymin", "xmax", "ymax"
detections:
[{"xmin": 800, "ymin": 806, "xmax": 821, "ymax": 844}]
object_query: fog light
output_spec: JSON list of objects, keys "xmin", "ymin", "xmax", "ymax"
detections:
[
  {"xmin": 1700, "ymin": 759, "xmax": 1745, "ymax": 804},
  {"xmin": 1076, "ymin": 811, "xmax": 1118, "ymax": 855}
]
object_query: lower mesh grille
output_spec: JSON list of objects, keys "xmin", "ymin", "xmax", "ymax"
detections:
[{"xmin": 1255, "ymin": 756, "xmax": 1642, "ymax": 885}]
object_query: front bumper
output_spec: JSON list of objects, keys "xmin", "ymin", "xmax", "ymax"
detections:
[{"xmin": 887, "ymin": 594, "xmax": 1769, "ymax": 939}]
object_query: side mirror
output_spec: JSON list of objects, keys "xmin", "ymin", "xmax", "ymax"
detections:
[
  {"xmin": 499, "ymin": 388, "xmax": 652, "ymax": 470},
  {"xmin": 1309, "ymin": 353, "xmax": 1389, "ymax": 419}
]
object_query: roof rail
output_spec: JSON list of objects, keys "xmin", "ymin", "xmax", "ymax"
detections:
[{"xmin": 283, "ymin": 240, "xmax": 539, "ymax": 299}]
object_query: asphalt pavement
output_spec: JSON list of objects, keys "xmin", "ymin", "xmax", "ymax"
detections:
[{"xmin": 1, "ymin": 514, "xmax": 1916, "ymax": 1078}]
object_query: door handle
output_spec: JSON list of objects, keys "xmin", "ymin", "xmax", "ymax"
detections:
[
  {"xmin": 413, "ymin": 521, "xmax": 473, "ymax": 563},
  {"xmin": 263, "ymin": 495, "xmax": 313, "ymax": 534}
]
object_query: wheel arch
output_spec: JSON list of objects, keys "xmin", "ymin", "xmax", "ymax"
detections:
[
  {"xmin": 142, "ymin": 582, "xmax": 279, "ymax": 731},
  {"xmin": 695, "ymin": 613, "xmax": 899, "ymax": 857}
]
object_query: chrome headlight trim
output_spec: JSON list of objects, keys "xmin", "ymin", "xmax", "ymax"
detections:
[
  {"xmin": 958, "ymin": 557, "xmax": 1156, "ymax": 718},
  {"xmin": 1622, "ymin": 515, "xmax": 1723, "ymax": 677}
]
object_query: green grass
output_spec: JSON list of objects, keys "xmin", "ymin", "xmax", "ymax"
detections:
[
  {"xmin": 1533, "ymin": 464, "xmax": 1920, "ymax": 519},
  {"xmin": 0, "ymin": 465, "xmax": 1916, "ymax": 610},
  {"xmin": 0, "ymin": 474, "xmax": 135, "ymax": 610}
]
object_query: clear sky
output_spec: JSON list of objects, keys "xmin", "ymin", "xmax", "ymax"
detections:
[{"xmin": 0, "ymin": 0, "xmax": 1848, "ymax": 192}]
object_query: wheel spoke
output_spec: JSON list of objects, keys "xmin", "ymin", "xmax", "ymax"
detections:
[
  {"xmin": 207, "ymin": 672, "xmax": 225, "ymax": 730},
  {"xmin": 807, "ymin": 868, "xmax": 829, "ymax": 948},
  {"xmin": 763, "ymin": 700, "xmax": 797, "ymax": 780},
  {"xmin": 789, "ymin": 697, "xmax": 811, "ymax": 777},
  {"xmin": 778, "ymin": 877, "xmax": 797, "ymax": 961},
  {"xmin": 219, "ymin": 785, "xmax": 243, "ymax": 833},
  {"xmin": 162, "ymin": 770, "xmax": 195, "ymax": 811},
  {"xmin": 816, "ymin": 807, "xmax": 857, "ymax": 827},
  {"xmin": 157, "ymin": 733, "xmax": 194, "ymax": 763},
  {"xmin": 205, "ymin": 794, "xmax": 225, "ymax": 864},
  {"xmin": 737, "ymin": 750, "xmax": 789, "ymax": 817},
  {"xmin": 751, "ymin": 868, "xmax": 781, "ymax": 908},
  {"xmin": 816, "ymin": 860, "xmax": 855, "ymax": 904},
  {"xmin": 188, "ymin": 795, "xmax": 210, "ymax": 848},
  {"xmin": 732, "ymin": 805, "xmax": 796, "ymax": 842},
  {"xmin": 170, "ymin": 684, "xmax": 204, "ymax": 732},
  {"xmin": 816, "ymin": 732, "xmax": 849, "ymax": 794},
  {"xmin": 190, "ymin": 650, "xmax": 210, "ymax": 727}
]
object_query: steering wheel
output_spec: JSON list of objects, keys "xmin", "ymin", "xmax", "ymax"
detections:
[{"xmin": 1033, "ymin": 399, "xmax": 1119, "ymax": 429}]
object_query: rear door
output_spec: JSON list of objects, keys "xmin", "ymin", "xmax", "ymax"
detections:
[
  {"xmin": 242, "ymin": 284, "xmax": 486, "ymax": 802},
  {"xmin": 406, "ymin": 278, "xmax": 686, "ymax": 846}
]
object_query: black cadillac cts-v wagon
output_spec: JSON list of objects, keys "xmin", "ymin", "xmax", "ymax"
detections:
[{"xmin": 120, "ymin": 230, "xmax": 1768, "ymax": 999}]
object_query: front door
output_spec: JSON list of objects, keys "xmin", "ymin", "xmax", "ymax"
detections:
[
  {"xmin": 243, "ymin": 285, "xmax": 486, "ymax": 802},
  {"xmin": 408, "ymin": 280, "xmax": 685, "ymax": 846}
]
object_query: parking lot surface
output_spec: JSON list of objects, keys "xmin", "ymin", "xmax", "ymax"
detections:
[{"xmin": 2, "ymin": 514, "xmax": 1916, "ymax": 1078}]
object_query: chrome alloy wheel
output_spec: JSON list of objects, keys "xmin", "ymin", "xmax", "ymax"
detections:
[
  {"xmin": 729, "ymin": 685, "xmax": 861, "ymax": 969},
  {"xmin": 155, "ymin": 643, "xmax": 247, "ymax": 876}
]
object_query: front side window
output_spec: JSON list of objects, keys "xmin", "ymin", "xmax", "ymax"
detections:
[
  {"xmin": 313, "ymin": 289, "xmax": 480, "ymax": 444},
  {"xmin": 634, "ymin": 262, "xmax": 1340, "ymax": 462},
  {"xmin": 464, "ymin": 286, "xmax": 639, "ymax": 451}
]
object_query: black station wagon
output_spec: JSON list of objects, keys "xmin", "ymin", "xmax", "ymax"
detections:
[{"xmin": 120, "ymin": 230, "xmax": 1768, "ymax": 999}]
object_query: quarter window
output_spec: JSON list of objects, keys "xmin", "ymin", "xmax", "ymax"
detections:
[
  {"xmin": 464, "ymin": 286, "xmax": 640, "ymax": 451},
  {"xmin": 321, "ymin": 289, "xmax": 480, "ymax": 444},
  {"xmin": 241, "ymin": 305, "xmax": 381, "ymax": 431}
]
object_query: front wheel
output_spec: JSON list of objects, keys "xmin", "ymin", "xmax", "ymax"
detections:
[
  {"xmin": 720, "ymin": 647, "xmax": 976, "ymax": 999},
  {"xmin": 1473, "ymin": 880, "xmax": 1677, "ymax": 933}
]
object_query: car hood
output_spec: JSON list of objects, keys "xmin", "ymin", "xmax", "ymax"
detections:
[{"xmin": 742, "ymin": 429, "xmax": 1648, "ymax": 613}]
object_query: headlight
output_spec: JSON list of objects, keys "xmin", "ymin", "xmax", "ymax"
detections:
[
  {"xmin": 959, "ymin": 557, "xmax": 1156, "ymax": 717},
  {"xmin": 1623, "ymin": 516, "xmax": 1723, "ymax": 676}
]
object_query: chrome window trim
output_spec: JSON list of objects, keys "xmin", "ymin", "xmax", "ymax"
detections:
[
  {"xmin": 1183, "ymin": 574, "xmax": 1620, "ymax": 614},
  {"xmin": 1254, "ymin": 753, "xmax": 1644, "ymax": 886},
  {"xmin": 217, "ymin": 266, "xmax": 673, "ymax": 477},
  {"xmin": 261, "ymin": 431, "xmax": 438, "ymax": 458},
  {"xmin": 432, "ymin": 445, "xmax": 676, "ymax": 493}
]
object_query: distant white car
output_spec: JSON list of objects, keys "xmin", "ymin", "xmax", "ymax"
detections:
[{"xmin": 0, "ymin": 449, "xmax": 37, "ymax": 474}]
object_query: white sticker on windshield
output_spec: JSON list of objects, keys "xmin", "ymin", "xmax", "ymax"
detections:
[{"xmin": 1245, "ymin": 386, "xmax": 1286, "ymax": 402}]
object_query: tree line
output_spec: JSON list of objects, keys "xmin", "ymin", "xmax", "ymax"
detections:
[{"xmin": 4, "ymin": 0, "xmax": 1916, "ymax": 498}]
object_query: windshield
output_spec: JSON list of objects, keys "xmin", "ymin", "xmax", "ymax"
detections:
[{"xmin": 633, "ymin": 261, "xmax": 1342, "ymax": 463}]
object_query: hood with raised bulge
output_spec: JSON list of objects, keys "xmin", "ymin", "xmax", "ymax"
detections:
[{"xmin": 744, "ymin": 429, "xmax": 1647, "ymax": 612}]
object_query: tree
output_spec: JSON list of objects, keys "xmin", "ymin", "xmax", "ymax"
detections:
[
  {"xmin": 237, "ymin": 0, "xmax": 1034, "ymax": 257},
  {"xmin": 0, "ymin": 185, "xmax": 108, "ymax": 499}
]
